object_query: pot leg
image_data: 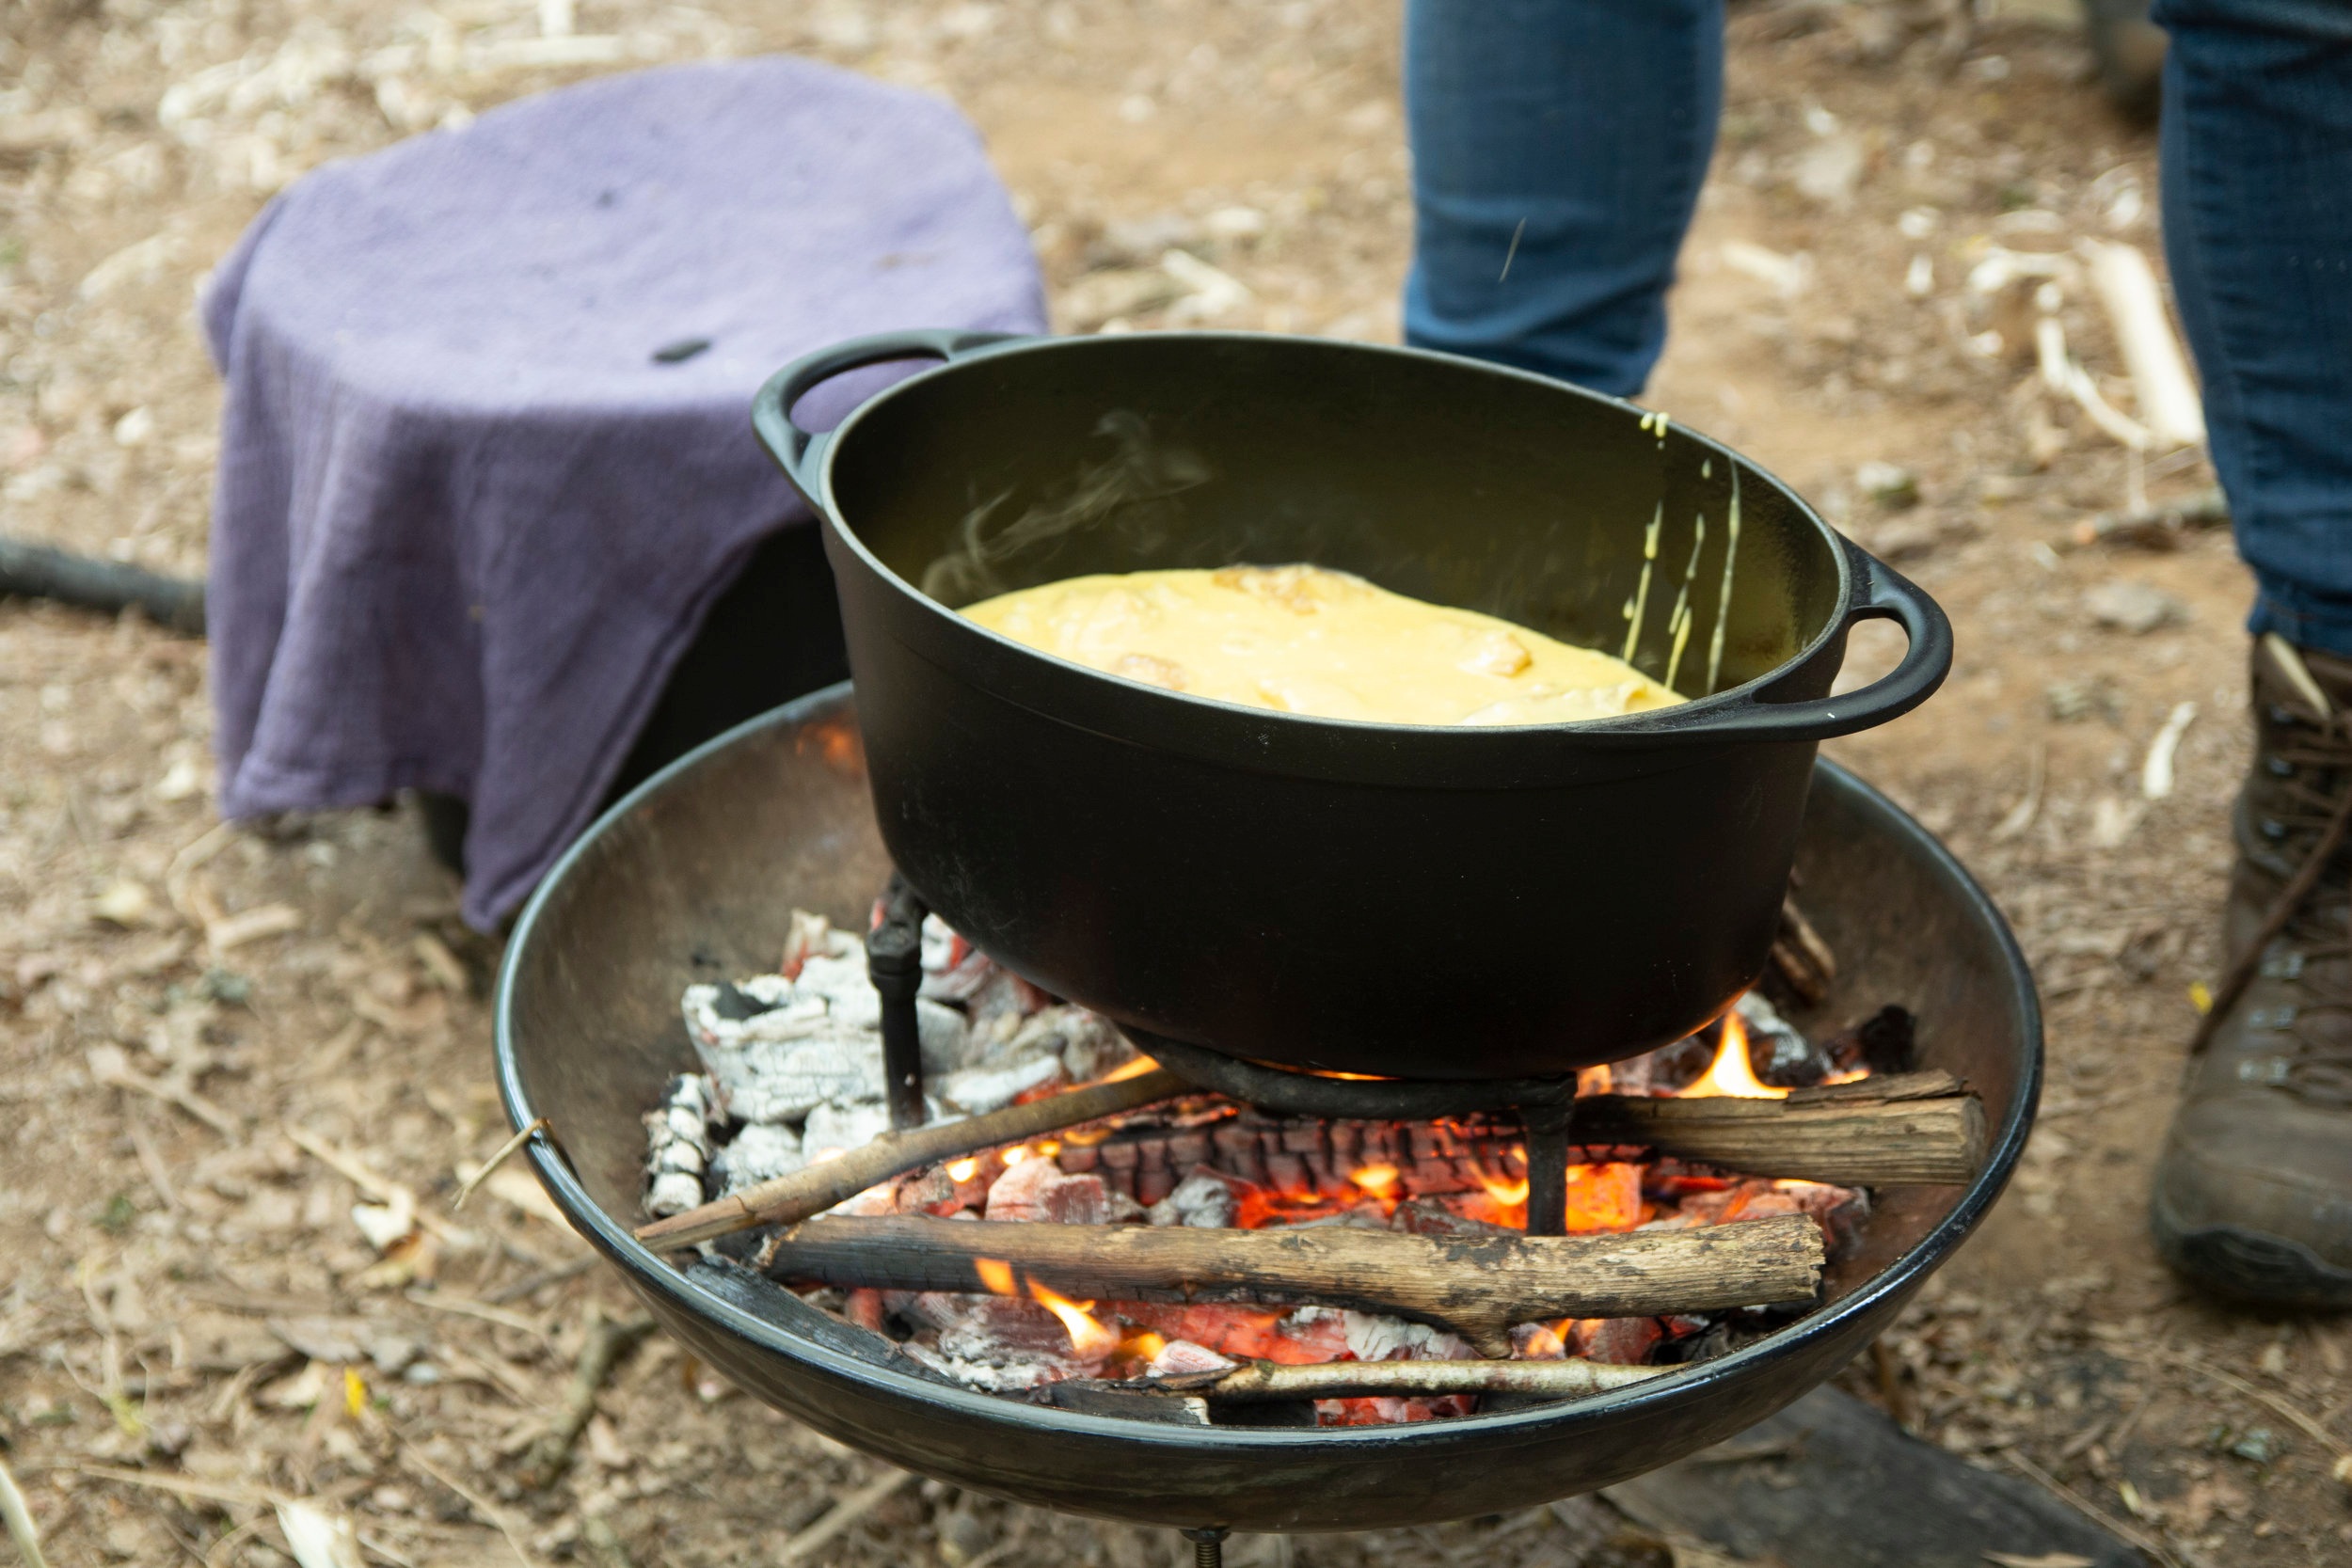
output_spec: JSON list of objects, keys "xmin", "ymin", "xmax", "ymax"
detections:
[
  {"xmin": 1181, "ymin": 1527, "xmax": 1228, "ymax": 1567},
  {"xmin": 868, "ymin": 874, "xmax": 930, "ymax": 1130}
]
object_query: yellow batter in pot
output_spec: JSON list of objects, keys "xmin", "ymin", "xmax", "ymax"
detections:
[{"xmin": 961, "ymin": 564, "xmax": 1682, "ymax": 725}]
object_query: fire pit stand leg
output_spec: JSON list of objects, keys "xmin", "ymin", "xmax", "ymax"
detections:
[
  {"xmin": 1521, "ymin": 1090, "xmax": 1573, "ymax": 1238},
  {"xmin": 866, "ymin": 875, "xmax": 930, "ymax": 1131},
  {"xmin": 1180, "ymin": 1527, "xmax": 1228, "ymax": 1567}
]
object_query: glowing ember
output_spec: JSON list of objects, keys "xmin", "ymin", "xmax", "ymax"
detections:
[
  {"xmin": 1561, "ymin": 1162, "xmax": 1645, "ymax": 1231},
  {"xmin": 1677, "ymin": 1010, "xmax": 1788, "ymax": 1100},
  {"xmin": 1028, "ymin": 1281, "xmax": 1120, "ymax": 1358}
]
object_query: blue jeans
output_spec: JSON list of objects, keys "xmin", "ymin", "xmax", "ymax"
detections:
[{"xmin": 1405, "ymin": 0, "xmax": 2352, "ymax": 653}]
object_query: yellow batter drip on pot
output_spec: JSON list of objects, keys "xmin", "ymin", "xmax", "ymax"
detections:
[{"xmin": 961, "ymin": 564, "xmax": 1684, "ymax": 726}]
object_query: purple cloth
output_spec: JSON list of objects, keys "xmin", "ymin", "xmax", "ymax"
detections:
[{"xmin": 204, "ymin": 55, "xmax": 1045, "ymax": 927}]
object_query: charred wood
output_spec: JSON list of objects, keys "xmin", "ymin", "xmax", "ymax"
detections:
[{"xmin": 758, "ymin": 1212, "xmax": 1826, "ymax": 1356}]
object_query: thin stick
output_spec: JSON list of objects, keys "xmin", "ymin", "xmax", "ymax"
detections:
[
  {"xmin": 0, "ymin": 1453, "xmax": 51, "ymax": 1568},
  {"xmin": 453, "ymin": 1119, "xmax": 552, "ymax": 1212},
  {"xmin": 1142, "ymin": 1356, "xmax": 1668, "ymax": 1402},
  {"xmin": 2181, "ymin": 1357, "xmax": 2349, "ymax": 1462},
  {"xmin": 397, "ymin": 1447, "xmax": 536, "ymax": 1568},
  {"xmin": 636, "ymin": 1067, "xmax": 1189, "ymax": 1249},
  {"xmin": 774, "ymin": 1471, "xmax": 915, "ymax": 1567},
  {"xmin": 485, "ymin": 1256, "xmax": 597, "ymax": 1306},
  {"xmin": 519, "ymin": 1307, "xmax": 658, "ymax": 1489},
  {"xmin": 761, "ymin": 1212, "xmax": 1823, "ymax": 1357},
  {"xmin": 2000, "ymin": 1448, "xmax": 2186, "ymax": 1568}
]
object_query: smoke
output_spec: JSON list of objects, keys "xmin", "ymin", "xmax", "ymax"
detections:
[{"xmin": 919, "ymin": 411, "xmax": 1211, "ymax": 604}]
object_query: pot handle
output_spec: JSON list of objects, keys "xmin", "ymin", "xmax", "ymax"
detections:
[
  {"xmin": 1711, "ymin": 538, "xmax": 1953, "ymax": 741},
  {"xmin": 752, "ymin": 328, "xmax": 1026, "ymax": 505}
]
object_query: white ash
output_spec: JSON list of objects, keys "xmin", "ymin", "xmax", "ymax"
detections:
[
  {"xmin": 1147, "ymin": 1339, "xmax": 1237, "ymax": 1377},
  {"xmin": 710, "ymin": 1120, "xmax": 802, "ymax": 1195},
  {"xmin": 1339, "ymin": 1310, "xmax": 1473, "ymax": 1364},
  {"xmin": 650, "ymin": 907, "xmax": 1136, "ymax": 1221},
  {"xmin": 803, "ymin": 1101, "xmax": 897, "ymax": 1163},
  {"xmin": 936, "ymin": 1053, "xmax": 1066, "ymax": 1116},
  {"xmin": 642, "ymin": 1072, "xmax": 714, "ymax": 1218},
  {"xmin": 894, "ymin": 1291, "xmax": 1103, "ymax": 1390},
  {"xmin": 1148, "ymin": 1168, "xmax": 1240, "ymax": 1228}
]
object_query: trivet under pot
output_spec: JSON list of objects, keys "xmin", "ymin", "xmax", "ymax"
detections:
[{"xmin": 494, "ymin": 683, "xmax": 2036, "ymax": 1537}]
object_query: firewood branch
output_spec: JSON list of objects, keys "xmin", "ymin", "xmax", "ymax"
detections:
[
  {"xmin": 634, "ymin": 1067, "xmax": 1190, "ymax": 1250},
  {"xmin": 1135, "ymin": 1355, "xmax": 1670, "ymax": 1402},
  {"xmin": 760, "ymin": 1212, "xmax": 1825, "ymax": 1357},
  {"xmin": 1571, "ymin": 1072, "xmax": 1984, "ymax": 1187}
]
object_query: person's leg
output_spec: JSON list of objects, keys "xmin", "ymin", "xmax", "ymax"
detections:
[
  {"xmin": 2156, "ymin": 0, "xmax": 2352, "ymax": 657},
  {"xmin": 1402, "ymin": 0, "xmax": 1724, "ymax": 398},
  {"xmin": 2147, "ymin": 0, "xmax": 2352, "ymax": 1307}
]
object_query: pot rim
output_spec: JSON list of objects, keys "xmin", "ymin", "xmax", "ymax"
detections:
[
  {"xmin": 494, "ymin": 683, "xmax": 2041, "ymax": 1458},
  {"xmin": 798, "ymin": 330, "xmax": 1902, "ymax": 751}
]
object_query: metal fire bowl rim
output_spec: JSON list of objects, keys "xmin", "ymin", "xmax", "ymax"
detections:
[{"xmin": 493, "ymin": 682, "xmax": 2042, "ymax": 1454}]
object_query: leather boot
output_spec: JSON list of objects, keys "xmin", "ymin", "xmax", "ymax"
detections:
[{"xmin": 2151, "ymin": 636, "xmax": 2352, "ymax": 1307}]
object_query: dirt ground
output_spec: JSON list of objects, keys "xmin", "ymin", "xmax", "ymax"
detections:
[{"xmin": 3, "ymin": 0, "xmax": 2344, "ymax": 1564}]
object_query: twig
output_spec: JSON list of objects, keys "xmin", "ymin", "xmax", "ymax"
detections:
[
  {"xmin": 485, "ymin": 1256, "xmax": 598, "ymax": 1306},
  {"xmin": 453, "ymin": 1119, "xmax": 551, "ymax": 1212},
  {"xmin": 1992, "ymin": 743, "xmax": 2044, "ymax": 843},
  {"xmin": 1136, "ymin": 1356, "xmax": 1667, "ymax": 1402},
  {"xmin": 2180, "ymin": 1357, "xmax": 2349, "ymax": 1464},
  {"xmin": 2141, "ymin": 702, "xmax": 2198, "ymax": 801},
  {"xmin": 87, "ymin": 1046, "xmax": 239, "ymax": 1138},
  {"xmin": 396, "ymin": 1446, "xmax": 535, "ymax": 1568},
  {"xmin": 637, "ymin": 1066, "xmax": 1189, "ymax": 1249},
  {"xmin": 519, "ymin": 1307, "xmax": 658, "ymax": 1488},
  {"xmin": 774, "ymin": 1470, "xmax": 916, "ymax": 1567},
  {"xmin": 2000, "ymin": 1448, "xmax": 2185, "ymax": 1568},
  {"xmin": 126, "ymin": 1114, "xmax": 183, "ymax": 1212},
  {"xmin": 0, "ymin": 1452, "xmax": 52, "ymax": 1568},
  {"xmin": 401, "ymin": 1291, "xmax": 547, "ymax": 1339},
  {"xmin": 2083, "ymin": 240, "xmax": 2205, "ymax": 449},
  {"xmin": 63, "ymin": 1465, "xmax": 273, "ymax": 1509}
]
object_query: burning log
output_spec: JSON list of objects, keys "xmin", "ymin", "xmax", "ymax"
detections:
[
  {"xmin": 636, "ymin": 1066, "xmax": 1189, "ymax": 1250},
  {"xmin": 1135, "ymin": 1355, "xmax": 1669, "ymax": 1402},
  {"xmin": 757, "ymin": 1212, "xmax": 1826, "ymax": 1356},
  {"xmin": 1572, "ymin": 1071, "xmax": 1983, "ymax": 1188}
]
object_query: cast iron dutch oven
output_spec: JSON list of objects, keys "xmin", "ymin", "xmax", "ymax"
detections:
[{"xmin": 752, "ymin": 330, "xmax": 1952, "ymax": 1078}]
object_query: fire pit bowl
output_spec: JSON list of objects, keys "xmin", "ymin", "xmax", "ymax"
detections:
[{"xmin": 495, "ymin": 684, "xmax": 2037, "ymax": 1534}]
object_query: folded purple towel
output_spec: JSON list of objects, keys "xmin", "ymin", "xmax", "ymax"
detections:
[{"xmin": 204, "ymin": 55, "xmax": 1045, "ymax": 927}]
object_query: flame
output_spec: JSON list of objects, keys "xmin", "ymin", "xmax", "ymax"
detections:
[
  {"xmin": 1678, "ymin": 1010, "xmax": 1787, "ymax": 1099},
  {"xmin": 1028, "ymin": 1281, "xmax": 1119, "ymax": 1358},
  {"xmin": 1119, "ymin": 1330, "xmax": 1168, "ymax": 1363},
  {"xmin": 1001, "ymin": 1145, "xmax": 1033, "ymax": 1166},
  {"xmin": 1350, "ymin": 1163, "xmax": 1400, "ymax": 1200},
  {"xmin": 946, "ymin": 1158, "xmax": 979, "ymax": 1182},
  {"xmin": 974, "ymin": 1258, "xmax": 1016, "ymax": 1296},
  {"xmin": 1577, "ymin": 1063, "xmax": 1614, "ymax": 1096},
  {"xmin": 1476, "ymin": 1169, "xmax": 1531, "ymax": 1208},
  {"xmin": 1102, "ymin": 1055, "xmax": 1163, "ymax": 1083}
]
